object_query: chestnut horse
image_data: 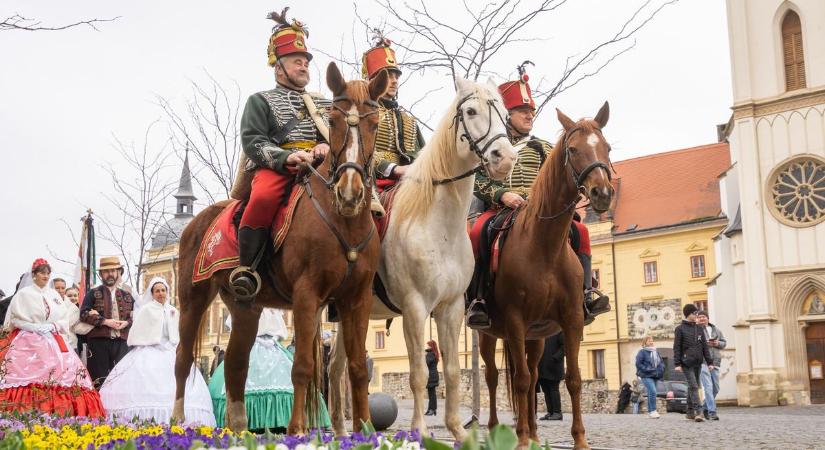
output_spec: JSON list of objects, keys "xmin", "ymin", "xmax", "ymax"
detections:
[
  {"xmin": 479, "ymin": 102, "xmax": 614, "ymax": 449},
  {"xmin": 171, "ymin": 63, "xmax": 388, "ymax": 434},
  {"xmin": 328, "ymin": 77, "xmax": 517, "ymax": 439}
]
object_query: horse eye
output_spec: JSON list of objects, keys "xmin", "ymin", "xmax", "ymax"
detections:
[
  {"xmin": 607, "ymin": 144, "xmax": 612, "ymax": 153},
  {"xmin": 569, "ymin": 146, "xmax": 578, "ymax": 154},
  {"xmin": 466, "ymin": 108, "xmax": 477, "ymax": 117}
]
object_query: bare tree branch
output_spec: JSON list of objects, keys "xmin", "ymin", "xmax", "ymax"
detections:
[{"xmin": 0, "ymin": 13, "xmax": 118, "ymax": 32}]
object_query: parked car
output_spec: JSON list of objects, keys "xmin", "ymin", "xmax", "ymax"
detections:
[{"xmin": 656, "ymin": 380, "xmax": 688, "ymax": 413}]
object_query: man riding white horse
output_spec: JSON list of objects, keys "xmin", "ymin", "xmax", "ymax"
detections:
[
  {"xmin": 229, "ymin": 10, "xmax": 332, "ymax": 301},
  {"xmin": 362, "ymin": 36, "xmax": 425, "ymax": 193},
  {"xmin": 467, "ymin": 62, "xmax": 611, "ymax": 329}
]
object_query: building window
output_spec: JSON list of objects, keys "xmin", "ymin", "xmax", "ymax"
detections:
[
  {"xmin": 204, "ymin": 307, "xmax": 214, "ymax": 335},
  {"xmin": 592, "ymin": 268, "xmax": 601, "ymax": 288},
  {"xmin": 690, "ymin": 255, "xmax": 706, "ymax": 278},
  {"xmin": 375, "ymin": 331, "xmax": 385, "ymax": 350},
  {"xmin": 782, "ymin": 10, "xmax": 806, "ymax": 91},
  {"xmin": 643, "ymin": 261, "xmax": 658, "ymax": 284},
  {"xmin": 591, "ymin": 350, "xmax": 605, "ymax": 379},
  {"xmin": 694, "ymin": 300, "xmax": 708, "ymax": 313},
  {"xmin": 767, "ymin": 156, "xmax": 825, "ymax": 227},
  {"xmin": 221, "ymin": 308, "xmax": 231, "ymax": 334}
]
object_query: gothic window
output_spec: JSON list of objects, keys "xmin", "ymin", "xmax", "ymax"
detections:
[
  {"xmin": 767, "ymin": 156, "xmax": 825, "ymax": 227},
  {"xmin": 782, "ymin": 11, "xmax": 806, "ymax": 91}
]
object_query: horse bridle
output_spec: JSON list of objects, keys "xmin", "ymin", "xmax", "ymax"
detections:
[
  {"xmin": 432, "ymin": 94, "xmax": 510, "ymax": 185},
  {"xmin": 307, "ymin": 95, "xmax": 380, "ymax": 189},
  {"xmin": 538, "ymin": 126, "xmax": 613, "ymax": 220}
]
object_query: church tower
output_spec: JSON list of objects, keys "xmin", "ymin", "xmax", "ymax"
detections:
[{"xmin": 723, "ymin": 0, "xmax": 825, "ymax": 406}]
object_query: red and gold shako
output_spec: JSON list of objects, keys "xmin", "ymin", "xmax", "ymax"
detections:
[
  {"xmin": 498, "ymin": 69, "xmax": 535, "ymax": 111},
  {"xmin": 362, "ymin": 37, "xmax": 401, "ymax": 80},
  {"xmin": 266, "ymin": 8, "xmax": 312, "ymax": 67}
]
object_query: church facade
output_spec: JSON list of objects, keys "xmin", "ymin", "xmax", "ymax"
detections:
[{"xmin": 713, "ymin": 0, "xmax": 825, "ymax": 406}]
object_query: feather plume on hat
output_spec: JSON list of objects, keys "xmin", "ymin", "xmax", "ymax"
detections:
[{"xmin": 267, "ymin": 7, "xmax": 308, "ymax": 36}]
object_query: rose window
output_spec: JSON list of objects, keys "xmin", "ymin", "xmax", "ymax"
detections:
[{"xmin": 767, "ymin": 156, "xmax": 825, "ymax": 227}]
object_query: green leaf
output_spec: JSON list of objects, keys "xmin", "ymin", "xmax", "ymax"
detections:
[
  {"xmin": 528, "ymin": 441, "xmax": 542, "ymax": 450},
  {"xmin": 354, "ymin": 444, "xmax": 376, "ymax": 450},
  {"xmin": 459, "ymin": 426, "xmax": 480, "ymax": 450},
  {"xmin": 244, "ymin": 432, "xmax": 259, "ymax": 450},
  {"xmin": 487, "ymin": 424, "xmax": 518, "ymax": 450},
  {"xmin": 423, "ymin": 437, "xmax": 454, "ymax": 450},
  {"xmin": 360, "ymin": 420, "xmax": 377, "ymax": 435}
]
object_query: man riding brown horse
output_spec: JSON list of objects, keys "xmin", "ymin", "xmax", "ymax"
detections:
[
  {"xmin": 229, "ymin": 11, "xmax": 333, "ymax": 301},
  {"xmin": 467, "ymin": 63, "xmax": 611, "ymax": 329},
  {"xmin": 361, "ymin": 36, "xmax": 425, "ymax": 193}
]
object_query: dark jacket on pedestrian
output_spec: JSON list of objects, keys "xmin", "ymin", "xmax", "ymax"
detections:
[
  {"xmin": 80, "ymin": 285, "xmax": 135, "ymax": 340},
  {"xmin": 539, "ymin": 333, "xmax": 565, "ymax": 382},
  {"xmin": 673, "ymin": 319, "xmax": 712, "ymax": 368},
  {"xmin": 702, "ymin": 323, "xmax": 727, "ymax": 367},
  {"xmin": 635, "ymin": 347, "xmax": 665, "ymax": 379},
  {"xmin": 425, "ymin": 348, "xmax": 439, "ymax": 388}
]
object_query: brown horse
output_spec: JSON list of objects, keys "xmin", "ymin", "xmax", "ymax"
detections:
[
  {"xmin": 479, "ymin": 102, "xmax": 614, "ymax": 449},
  {"xmin": 171, "ymin": 63, "xmax": 388, "ymax": 434}
]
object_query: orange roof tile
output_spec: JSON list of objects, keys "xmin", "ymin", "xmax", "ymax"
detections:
[{"xmin": 605, "ymin": 143, "xmax": 730, "ymax": 233}]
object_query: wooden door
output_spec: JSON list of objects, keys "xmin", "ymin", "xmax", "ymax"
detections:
[{"xmin": 806, "ymin": 322, "xmax": 825, "ymax": 404}]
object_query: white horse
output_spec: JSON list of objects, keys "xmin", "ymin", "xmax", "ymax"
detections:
[{"xmin": 328, "ymin": 77, "xmax": 517, "ymax": 439}]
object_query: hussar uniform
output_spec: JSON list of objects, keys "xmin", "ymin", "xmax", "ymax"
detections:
[
  {"xmin": 361, "ymin": 39, "xmax": 425, "ymax": 192},
  {"xmin": 230, "ymin": 11, "xmax": 331, "ymax": 301}
]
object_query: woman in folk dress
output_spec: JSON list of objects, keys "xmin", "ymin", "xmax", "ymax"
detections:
[
  {"xmin": 99, "ymin": 277, "xmax": 215, "ymax": 425},
  {"xmin": 0, "ymin": 258, "xmax": 104, "ymax": 417}
]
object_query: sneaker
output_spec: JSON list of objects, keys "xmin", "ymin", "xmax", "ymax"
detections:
[
  {"xmin": 546, "ymin": 412, "xmax": 563, "ymax": 421},
  {"xmin": 694, "ymin": 415, "xmax": 705, "ymax": 422},
  {"xmin": 648, "ymin": 411, "xmax": 660, "ymax": 419},
  {"xmin": 686, "ymin": 411, "xmax": 695, "ymax": 421},
  {"xmin": 709, "ymin": 412, "xmax": 719, "ymax": 421}
]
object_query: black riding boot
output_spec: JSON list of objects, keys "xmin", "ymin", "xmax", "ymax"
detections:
[
  {"xmin": 466, "ymin": 298, "xmax": 491, "ymax": 330},
  {"xmin": 230, "ymin": 226, "xmax": 269, "ymax": 302},
  {"xmin": 583, "ymin": 289, "xmax": 611, "ymax": 326}
]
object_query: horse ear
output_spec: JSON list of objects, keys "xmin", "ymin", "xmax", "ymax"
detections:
[
  {"xmin": 368, "ymin": 69, "xmax": 389, "ymax": 101},
  {"xmin": 486, "ymin": 76, "xmax": 498, "ymax": 91},
  {"xmin": 454, "ymin": 76, "xmax": 469, "ymax": 93},
  {"xmin": 594, "ymin": 101, "xmax": 610, "ymax": 128},
  {"xmin": 556, "ymin": 108, "xmax": 576, "ymax": 131},
  {"xmin": 326, "ymin": 62, "xmax": 346, "ymax": 97}
]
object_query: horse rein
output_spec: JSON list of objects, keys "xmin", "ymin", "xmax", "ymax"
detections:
[
  {"xmin": 537, "ymin": 126, "xmax": 613, "ymax": 220},
  {"xmin": 431, "ymin": 93, "xmax": 510, "ymax": 185}
]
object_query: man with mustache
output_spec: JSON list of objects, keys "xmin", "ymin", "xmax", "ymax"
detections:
[{"xmin": 80, "ymin": 256, "xmax": 134, "ymax": 388}]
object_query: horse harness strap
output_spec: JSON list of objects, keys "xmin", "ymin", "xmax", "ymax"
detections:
[{"xmin": 432, "ymin": 166, "xmax": 481, "ymax": 185}]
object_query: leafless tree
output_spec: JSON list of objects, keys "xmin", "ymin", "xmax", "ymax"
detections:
[
  {"xmin": 345, "ymin": 0, "xmax": 677, "ymax": 118},
  {"xmin": 155, "ymin": 71, "xmax": 242, "ymax": 203},
  {"xmin": 1, "ymin": 13, "xmax": 118, "ymax": 32},
  {"xmin": 97, "ymin": 120, "xmax": 177, "ymax": 292}
]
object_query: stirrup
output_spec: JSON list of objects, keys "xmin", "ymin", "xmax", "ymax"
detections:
[
  {"xmin": 229, "ymin": 266, "xmax": 262, "ymax": 302},
  {"xmin": 466, "ymin": 298, "xmax": 491, "ymax": 330}
]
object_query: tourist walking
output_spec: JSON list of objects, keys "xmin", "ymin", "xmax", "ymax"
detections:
[
  {"xmin": 635, "ymin": 335, "xmax": 664, "ymax": 418},
  {"xmin": 79, "ymin": 256, "xmax": 135, "ymax": 388},
  {"xmin": 673, "ymin": 304, "xmax": 714, "ymax": 422},
  {"xmin": 424, "ymin": 340, "xmax": 440, "ymax": 416},
  {"xmin": 697, "ymin": 310, "xmax": 725, "ymax": 420},
  {"xmin": 99, "ymin": 277, "xmax": 214, "ymax": 425},
  {"xmin": 0, "ymin": 258, "xmax": 103, "ymax": 417},
  {"xmin": 538, "ymin": 332, "xmax": 564, "ymax": 420}
]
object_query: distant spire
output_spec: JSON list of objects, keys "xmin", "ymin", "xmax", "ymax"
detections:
[{"xmin": 174, "ymin": 145, "xmax": 196, "ymax": 217}]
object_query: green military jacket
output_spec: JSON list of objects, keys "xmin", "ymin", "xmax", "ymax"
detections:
[
  {"xmin": 240, "ymin": 85, "xmax": 331, "ymax": 175},
  {"xmin": 374, "ymin": 98, "xmax": 425, "ymax": 179},
  {"xmin": 474, "ymin": 133, "xmax": 553, "ymax": 207}
]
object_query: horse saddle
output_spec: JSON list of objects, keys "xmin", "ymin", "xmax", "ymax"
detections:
[{"xmin": 467, "ymin": 208, "xmax": 519, "ymax": 304}]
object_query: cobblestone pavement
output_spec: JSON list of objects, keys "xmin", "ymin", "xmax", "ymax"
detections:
[{"xmin": 383, "ymin": 400, "xmax": 825, "ymax": 449}]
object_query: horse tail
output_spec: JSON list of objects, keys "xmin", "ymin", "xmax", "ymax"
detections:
[
  {"xmin": 306, "ymin": 322, "xmax": 324, "ymax": 429},
  {"xmin": 504, "ymin": 340, "xmax": 515, "ymax": 411}
]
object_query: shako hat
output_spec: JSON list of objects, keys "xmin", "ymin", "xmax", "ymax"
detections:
[
  {"xmin": 498, "ymin": 61, "xmax": 536, "ymax": 111},
  {"xmin": 362, "ymin": 33, "xmax": 401, "ymax": 80},
  {"xmin": 266, "ymin": 7, "xmax": 312, "ymax": 67}
]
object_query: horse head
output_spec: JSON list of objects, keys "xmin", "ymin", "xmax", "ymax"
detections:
[
  {"xmin": 326, "ymin": 62, "xmax": 388, "ymax": 217},
  {"xmin": 556, "ymin": 102, "xmax": 615, "ymax": 213},
  {"xmin": 453, "ymin": 77, "xmax": 517, "ymax": 181}
]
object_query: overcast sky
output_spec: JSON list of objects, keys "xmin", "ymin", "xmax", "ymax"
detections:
[{"xmin": 0, "ymin": 0, "xmax": 732, "ymax": 292}]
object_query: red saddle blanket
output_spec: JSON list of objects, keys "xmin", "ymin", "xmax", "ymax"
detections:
[
  {"xmin": 192, "ymin": 187, "xmax": 305, "ymax": 283},
  {"xmin": 469, "ymin": 209, "xmax": 515, "ymax": 273}
]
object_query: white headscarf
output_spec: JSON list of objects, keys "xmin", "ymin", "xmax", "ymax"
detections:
[
  {"xmin": 138, "ymin": 277, "xmax": 171, "ymax": 310},
  {"xmin": 128, "ymin": 276, "xmax": 178, "ymax": 347}
]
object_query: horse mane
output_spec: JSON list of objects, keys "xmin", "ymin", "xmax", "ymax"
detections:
[
  {"xmin": 391, "ymin": 83, "xmax": 495, "ymax": 225},
  {"xmin": 523, "ymin": 119, "xmax": 601, "ymax": 219},
  {"xmin": 344, "ymin": 79, "xmax": 369, "ymax": 104}
]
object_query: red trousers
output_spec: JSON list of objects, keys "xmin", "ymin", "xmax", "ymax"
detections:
[{"xmin": 239, "ymin": 168, "xmax": 293, "ymax": 229}]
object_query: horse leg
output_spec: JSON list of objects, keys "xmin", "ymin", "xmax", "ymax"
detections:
[
  {"xmin": 328, "ymin": 324, "xmax": 349, "ymax": 436},
  {"xmin": 400, "ymin": 295, "xmax": 430, "ymax": 435},
  {"xmin": 562, "ymin": 316, "xmax": 589, "ymax": 450},
  {"xmin": 506, "ymin": 334, "xmax": 531, "ymax": 447},
  {"xmin": 222, "ymin": 303, "xmax": 261, "ymax": 431},
  {"xmin": 479, "ymin": 333, "xmax": 499, "ymax": 429},
  {"xmin": 526, "ymin": 339, "xmax": 544, "ymax": 443},
  {"xmin": 288, "ymin": 291, "xmax": 322, "ymax": 436},
  {"xmin": 338, "ymin": 287, "xmax": 373, "ymax": 432},
  {"xmin": 433, "ymin": 297, "xmax": 467, "ymax": 440},
  {"xmin": 172, "ymin": 280, "xmax": 215, "ymax": 423}
]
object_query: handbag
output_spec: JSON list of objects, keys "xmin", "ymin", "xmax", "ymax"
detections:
[{"xmin": 71, "ymin": 321, "xmax": 95, "ymax": 335}]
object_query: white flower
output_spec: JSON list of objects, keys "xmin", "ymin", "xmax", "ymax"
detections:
[{"xmin": 276, "ymin": 444, "xmax": 289, "ymax": 450}]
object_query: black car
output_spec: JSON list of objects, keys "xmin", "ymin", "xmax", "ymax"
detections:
[{"xmin": 657, "ymin": 380, "xmax": 688, "ymax": 413}]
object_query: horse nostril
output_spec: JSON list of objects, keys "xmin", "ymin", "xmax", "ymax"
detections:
[{"xmin": 491, "ymin": 150, "xmax": 501, "ymax": 159}]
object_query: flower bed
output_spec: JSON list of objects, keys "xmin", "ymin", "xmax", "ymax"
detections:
[{"xmin": 0, "ymin": 412, "xmax": 539, "ymax": 450}]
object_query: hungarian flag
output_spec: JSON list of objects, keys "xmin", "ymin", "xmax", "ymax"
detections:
[{"xmin": 73, "ymin": 212, "xmax": 96, "ymax": 300}]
